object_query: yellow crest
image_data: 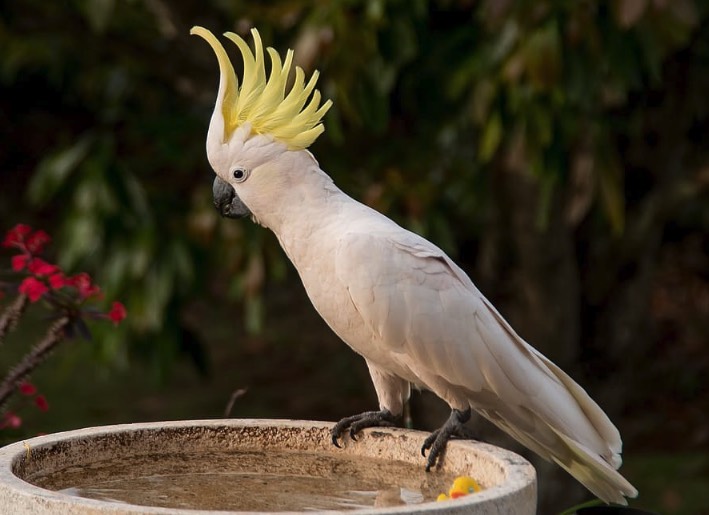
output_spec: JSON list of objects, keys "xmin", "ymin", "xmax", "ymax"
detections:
[{"xmin": 191, "ymin": 26, "xmax": 332, "ymax": 150}]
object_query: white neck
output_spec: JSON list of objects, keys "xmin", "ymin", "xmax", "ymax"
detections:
[{"xmin": 243, "ymin": 151, "xmax": 353, "ymax": 262}]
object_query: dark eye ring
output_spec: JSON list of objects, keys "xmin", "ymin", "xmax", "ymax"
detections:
[{"xmin": 232, "ymin": 168, "xmax": 249, "ymax": 182}]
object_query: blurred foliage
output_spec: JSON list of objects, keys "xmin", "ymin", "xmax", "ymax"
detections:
[
  {"xmin": 1, "ymin": 0, "xmax": 708, "ymax": 383},
  {"xmin": 1, "ymin": 2, "xmax": 708, "ymax": 511}
]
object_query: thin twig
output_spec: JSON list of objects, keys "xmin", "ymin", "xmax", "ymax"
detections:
[
  {"xmin": 223, "ymin": 388, "xmax": 248, "ymax": 418},
  {"xmin": 0, "ymin": 294, "xmax": 29, "ymax": 346},
  {"xmin": 0, "ymin": 316, "xmax": 70, "ymax": 411}
]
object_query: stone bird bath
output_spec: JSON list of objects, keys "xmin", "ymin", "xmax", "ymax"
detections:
[{"xmin": 0, "ymin": 419, "xmax": 536, "ymax": 514}]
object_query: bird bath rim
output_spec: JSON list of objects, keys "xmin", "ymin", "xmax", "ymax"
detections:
[{"xmin": 0, "ymin": 418, "xmax": 536, "ymax": 514}]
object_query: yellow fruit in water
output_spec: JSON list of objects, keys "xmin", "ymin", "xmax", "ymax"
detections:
[{"xmin": 436, "ymin": 476, "xmax": 482, "ymax": 501}]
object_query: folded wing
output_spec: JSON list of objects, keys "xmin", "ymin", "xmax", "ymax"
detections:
[{"xmin": 335, "ymin": 226, "xmax": 637, "ymax": 504}]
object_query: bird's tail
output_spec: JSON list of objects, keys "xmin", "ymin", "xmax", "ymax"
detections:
[
  {"xmin": 480, "ymin": 351, "xmax": 638, "ymax": 505},
  {"xmin": 548, "ymin": 425, "xmax": 638, "ymax": 505},
  {"xmin": 471, "ymin": 297, "xmax": 639, "ymax": 505},
  {"xmin": 542, "ymin": 354, "xmax": 637, "ymax": 504}
]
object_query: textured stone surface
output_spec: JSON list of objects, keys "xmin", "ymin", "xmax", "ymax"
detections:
[{"xmin": 0, "ymin": 419, "xmax": 536, "ymax": 514}]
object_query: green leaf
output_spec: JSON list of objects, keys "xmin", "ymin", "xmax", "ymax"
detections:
[
  {"xmin": 28, "ymin": 136, "xmax": 93, "ymax": 206},
  {"xmin": 354, "ymin": 74, "xmax": 390, "ymax": 133},
  {"xmin": 380, "ymin": 18, "xmax": 418, "ymax": 67},
  {"xmin": 140, "ymin": 266, "xmax": 172, "ymax": 330},
  {"xmin": 80, "ymin": 0, "xmax": 115, "ymax": 34},
  {"xmin": 479, "ymin": 112, "xmax": 503, "ymax": 162},
  {"xmin": 521, "ymin": 20, "xmax": 561, "ymax": 91},
  {"xmin": 60, "ymin": 214, "xmax": 102, "ymax": 268},
  {"xmin": 558, "ymin": 498, "xmax": 605, "ymax": 515},
  {"xmin": 245, "ymin": 294, "xmax": 263, "ymax": 335},
  {"xmin": 597, "ymin": 153, "xmax": 625, "ymax": 235},
  {"xmin": 535, "ymin": 173, "xmax": 556, "ymax": 230}
]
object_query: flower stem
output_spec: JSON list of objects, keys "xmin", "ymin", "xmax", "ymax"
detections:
[
  {"xmin": 0, "ymin": 294, "xmax": 29, "ymax": 346},
  {"xmin": 0, "ymin": 316, "xmax": 70, "ymax": 411}
]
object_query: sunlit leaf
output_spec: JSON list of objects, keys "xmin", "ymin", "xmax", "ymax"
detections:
[
  {"xmin": 60, "ymin": 215, "xmax": 102, "ymax": 268},
  {"xmin": 245, "ymin": 294, "xmax": 263, "ymax": 335},
  {"xmin": 479, "ymin": 112, "xmax": 503, "ymax": 162},
  {"xmin": 28, "ymin": 136, "xmax": 93, "ymax": 206},
  {"xmin": 520, "ymin": 21, "xmax": 561, "ymax": 91}
]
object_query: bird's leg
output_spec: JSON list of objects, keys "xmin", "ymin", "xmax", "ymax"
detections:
[
  {"xmin": 331, "ymin": 409, "xmax": 400, "ymax": 448},
  {"xmin": 421, "ymin": 407, "xmax": 475, "ymax": 471}
]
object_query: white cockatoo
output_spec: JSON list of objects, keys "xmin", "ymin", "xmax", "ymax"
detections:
[{"xmin": 191, "ymin": 27, "xmax": 638, "ymax": 505}]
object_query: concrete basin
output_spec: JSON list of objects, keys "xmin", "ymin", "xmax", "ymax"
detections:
[{"xmin": 0, "ymin": 419, "xmax": 536, "ymax": 514}]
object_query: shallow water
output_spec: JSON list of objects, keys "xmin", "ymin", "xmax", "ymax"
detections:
[{"xmin": 32, "ymin": 449, "xmax": 457, "ymax": 511}]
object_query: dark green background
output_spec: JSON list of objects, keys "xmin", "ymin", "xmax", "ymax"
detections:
[{"xmin": 1, "ymin": 1, "xmax": 708, "ymax": 513}]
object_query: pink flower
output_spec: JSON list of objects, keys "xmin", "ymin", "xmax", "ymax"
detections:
[
  {"xmin": 107, "ymin": 301, "xmax": 127, "ymax": 325},
  {"xmin": 35, "ymin": 395, "xmax": 49, "ymax": 412},
  {"xmin": 19, "ymin": 382, "xmax": 37, "ymax": 396},
  {"xmin": 11, "ymin": 254, "xmax": 30, "ymax": 272},
  {"xmin": 2, "ymin": 224, "xmax": 32, "ymax": 248},
  {"xmin": 28, "ymin": 258, "xmax": 59, "ymax": 277},
  {"xmin": 66, "ymin": 273, "xmax": 101, "ymax": 299},
  {"xmin": 18, "ymin": 277, "xmax": 49, "ymax": 302},
  {"xmin": 25, "ymin": 230, "xmax": 51, "ymax": 254},
  {"xmin": 1, "ymin": 412, "xmax": 22, "ymax": 429}
]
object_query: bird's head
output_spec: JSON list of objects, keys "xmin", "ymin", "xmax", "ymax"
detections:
[{"xmin": 190, "ymin": 27, "xmax": 332, "ymax": 222}]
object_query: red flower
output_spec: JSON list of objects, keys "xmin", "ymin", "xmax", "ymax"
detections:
[
  {"xmin": 35, "ymin": 395, "xmax": 49, "ymax": 412},
  {"xmin": 11, "ymin": 254, "xmax": 30, "ymax": 271},
  {"xmin": 107, "ymin": 301, "xmax": 127, "ymax": 325},
  {"xmin": 48, "ymin": 272, "xmax": 67, "ymax": 289},
  {"xmin": 67, "ymin": 273, "xmax": 101, "ymax": 299},
  {"xmin": 18, "ymin": 382, "xmax": 37, "ymax": 396},
  {"xmin": 2, "ymin": 224, "xmax": 32, "ymax": 248},
  {"xmin": 18, "ymin": 277, "xmax": 49, "ymax": 302},
  {"xmin": 25, "ymin": 230, "xmax": 51, "ymax": 254},
  {"xmin": 0, "ymin": 412, "xmax": 22, "ymax": 429},
  {"xmin": 28, "ymin": 258, "xmax": 59, "ymax": 277}
]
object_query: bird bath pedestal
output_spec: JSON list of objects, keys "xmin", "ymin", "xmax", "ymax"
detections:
[{"xmin": 0, "ymin": 419, "xmax": 536, "ymax": 514}]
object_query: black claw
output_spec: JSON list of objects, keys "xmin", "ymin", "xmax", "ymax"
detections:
[
  {"xmin": 330, "ymin": 410, "xmax": 399, "ymax": 447},
  {"xmin": 425, "ymin": 451, "xmax": 438, "ymax": 472},
  {"xmin": 420, "ymin": 408, "xmax": 473, "ymax": 471},
  {"xmin": 421, "ymin": 430, "xmax": 438, "ymax": 457}
]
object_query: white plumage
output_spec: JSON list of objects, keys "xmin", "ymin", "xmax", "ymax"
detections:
[
  {"xmin": 192, "ymin": 26, "xmax": 638, "ymax": 505},
  {"xmin": 289, "ymin": 169, "xmax": 636, "ymax": 504}
]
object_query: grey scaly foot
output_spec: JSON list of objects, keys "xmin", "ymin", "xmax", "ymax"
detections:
[
  {"xmin": 421, "ymin": 408, "xmax": 475, "ymax": 471},
  {"xmin": 331, "ymin": 409, "xmax": 399, "ymax": 448}
]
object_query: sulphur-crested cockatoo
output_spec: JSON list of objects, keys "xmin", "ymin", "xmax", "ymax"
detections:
[{"xmin": 191, "ymin": 27, "xmax": 638, "ymax": 505}]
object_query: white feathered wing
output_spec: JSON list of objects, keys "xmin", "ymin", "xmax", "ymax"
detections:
[{"xmin": 334, "ymin": 225, "xmax": 638, "ymax": 505}]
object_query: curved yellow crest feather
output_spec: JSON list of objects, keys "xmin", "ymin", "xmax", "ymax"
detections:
[{"xmin": 191, "ymin": 26, "xmax": 332, "ymax": 150}]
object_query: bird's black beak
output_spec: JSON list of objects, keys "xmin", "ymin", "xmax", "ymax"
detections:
[{"xmin": 213, "ymin": 176, "xmax": 251, "ymax": 218}]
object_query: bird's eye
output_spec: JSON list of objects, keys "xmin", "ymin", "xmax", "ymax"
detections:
[{"xmin": 231, "ymin": 168, "xmax": 249, "ymax": 183}]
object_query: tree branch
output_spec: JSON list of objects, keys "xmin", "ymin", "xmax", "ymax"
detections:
[
  {"xmin": 0, "ymin": 294, "xmax": 29, "ymax": 346},
  {"xmin": 0, "ymin": 316, "xmax": 70, "ymax": 411}
]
